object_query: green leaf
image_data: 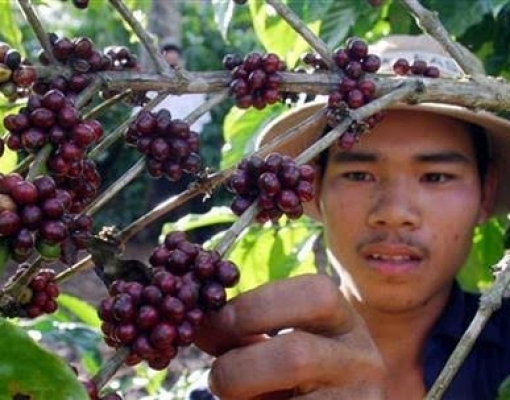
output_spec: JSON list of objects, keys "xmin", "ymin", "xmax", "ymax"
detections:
[
  {"xmin": 221, "ymin": 103, "xmax": 286, "ymax": 170},
  {"xmin": 162, "ymin": 206, "xmax": 237, "ymax": 235},
  {"xmin": 321, "ymin": 0, "xmax": 373, "ymax": 48},
  {"xmin": 0, "ymin": 2, "xmax": 23, "ymax": 51},
  {"xmin": 421, "ymin": 0, "xmax": 495, "ymax": 37},
  {"xmin": 0, "ymin": 104, "xmax": 21, "ymax": 174},
  {"xmin": 498, "ymin": 374, "xmax": 510, "ymax": 400},
  {"xmin": 457, "ymin": 217, "xmax": 505, "ymax": 292},
  {"xmin": 227, "ymin": 218, "xmax": 320, "ymax": 296},
  {"xmin": 248, "ymin": 0, "xmax": 321, "ymax": 67},
  {"xmin": 57, "ymin": 294, "xmax": 102, "ymax": 329},
  {"xmin": 0, "ymin": 318, "xmax": 88, "ymax": 400}
]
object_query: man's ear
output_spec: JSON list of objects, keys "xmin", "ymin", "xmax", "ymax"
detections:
[{"xmin": 478, "ymin": 163, "xmax": 498, "ymax": 224}]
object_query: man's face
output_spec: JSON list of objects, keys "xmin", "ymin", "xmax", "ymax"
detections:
[
  {"xmin": 163, "ymin": 50, "xmax": 181, "ymax": 67},
  {"xmin": 318, "ymin": 110, "xmax": 493, "ymax": 313}
]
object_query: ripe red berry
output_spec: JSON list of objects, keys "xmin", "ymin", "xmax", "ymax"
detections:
[
  {"xmin": 411, "ymin": 59, "xmax": 427, "ymax": 75},
  {"xmin": 11, "ymin": 181, "xmax": 38, "ymax": 205},
  {"xmin": 347, "ymin": 39, "xmax": 368, "ymax": 60}
]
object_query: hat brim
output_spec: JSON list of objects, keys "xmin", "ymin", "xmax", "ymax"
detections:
[{"xmin": 257, "ymin": 101, "xmax": 510, "ymax": 220}]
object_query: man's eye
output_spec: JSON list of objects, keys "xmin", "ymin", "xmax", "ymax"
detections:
[
  {"xmin": 342, "ymin": 172, "xmax": 373, "ymax": 181},
  {"xmin": 421, "ymin": 173, "xmax": 454, "ymax": 183}
]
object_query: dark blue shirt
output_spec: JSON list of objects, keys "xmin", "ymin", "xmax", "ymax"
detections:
[{"xmin": 423, "ymin": 282, "xmax": 510, "ymax": 399}]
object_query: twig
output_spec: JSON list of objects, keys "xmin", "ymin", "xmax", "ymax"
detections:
[
  {"xmin": 107, "ymin": 0, "xmax": 168, "ymax": 74},
  {"xmin": 92, "ymin": 346, "xmax": 130, "ymax": 390},
  {"xmin": 295, "ymin": 83, "xmax": 418, "ymax": 165},
  {"xmin": 12, "ymin": 155, "xmax": 34, "ymax": 175},
  {"xmin": 266, "ymin": 0, "xmax": 334, "ymax": 69},
  {"xmin": 426, "ymin": 251, "xmax": 510, "ymax": 399},
  {"xmin": 26, "ymin": 144, "xmax": 52, "ymax": 182},
  {"xmin": 82, "ymin": 91, "xmax": 134, "ymax": 120},
  {"xmin": 215, "ymin": 202, "xmax": 259, "ymax": 257},
  {"xmin": 0, "ymin": 257, "xmax": 43, "ymax": 309},
  {"xmin": 118, "ymin": 183, "xmax": 206, "ymax": 243},
  {"xmin": 74, "ymin": 77, "xmax": 103, "ymax": 110},
  {"xmin": 16, "ymin": 0, "xmax": 59, "ymax": 65},
  {"xmin": 84, "ymin": 159, "xmax": 146, "ymax": 217},
  {"xmin": 185, "ymin": 89, "xmax": 229, "ymax": 126},
  {"xmin": 399, "ymin": 0, "xmax": 483, "ymax": 77},
  {"xmin": 54, "ymin": 255, "xmax": 93, "ymax": 284}
]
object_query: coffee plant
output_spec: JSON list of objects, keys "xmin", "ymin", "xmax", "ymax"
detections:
[{"xmin": 0, "ymin": 0, "xmax": 510, "ymax": 399}]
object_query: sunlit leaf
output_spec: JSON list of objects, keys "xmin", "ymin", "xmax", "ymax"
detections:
[
  {"xmin": 162, "ymin": 206, "xmax": 237, "ymax": 235},
  {"xmin": 58, "ymin": 293, "xmax": 102, "ymax": 329},
  {"xmin": 249, "ymin": 0, "xmax": 321, "ymax": 67},
  {"xmin": 0, "ymin": 2, "xmax": 23, "ymax": 51},
  {"xmin": 0, "ymin": 318, "xmax": 88, "ymax": 400},
  {"xmin": 226, "ymin": 217, "xmax": 320, "ymax": 296},
  {"xmin": 221, "ymin": 103, "xmax": 285, "ymax": 170}
]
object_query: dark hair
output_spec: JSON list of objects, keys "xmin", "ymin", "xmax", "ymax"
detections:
[
  {"xmin": 160, "ymin": 43, "xmax": 182, "ymax": 55},
  {"xmin": 316, "ymin": 122, "xmax": 491, "ymax": 183}
]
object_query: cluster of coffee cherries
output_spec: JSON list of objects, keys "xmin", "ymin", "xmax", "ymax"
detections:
[
  {"xmin": 392, "ymin": 57, "xmax": 440, "ymax": 78},
  {"xmin": 36, "ymin": 34, "xmax": 138, "ymax": 104},
  {"xmin": 226, "ymin": 153, "xmax": 315, "ymax": 223},
  {"xmin": 0, "ymin": 174, "xmax": 68, "ymax": 261},
  {"xmin": 0, "ymin": 173, "xmax": 94, "ymax": 264},
  {"xmin": 3, "ymin": 89, "xmax": 103, "ymax": 212},
  {"xmin": 39, "ymin": 34, "xmax": 136, "ymax": 74},
  {"xmin": 126, "ymin": 109, "xmax": 202, "ymax": 181},
  {"xmin": 304, "ymin": 37, "xmax": 384, "ymax": 149},
  {"xmin": 223, "ymin": 52, "xmax": 287, "ymax": 110},
  {"xmin": 0, "ymin": 42, "xmax": 37, "ymax": 102},
  {"xmin": 12, "ymin": 267, "xmax": 60, "ymax": 318},
  {"xmin": 97, "ymin": 231, "xmax": 240, "ymax": 370}
]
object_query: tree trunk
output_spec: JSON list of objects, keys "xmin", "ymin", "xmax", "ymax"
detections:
[{"xmin": 139, "ymin": 0, "xmax": 182, "ymax": 71}]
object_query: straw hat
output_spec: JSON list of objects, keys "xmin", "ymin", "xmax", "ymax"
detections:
[{"xmin": 257, "ymin": 35, "xmax": 510, "ymax": 220}]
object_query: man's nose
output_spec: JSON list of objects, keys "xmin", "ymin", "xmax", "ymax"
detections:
[{"xmin": 366, "ymin": 178, "xmax": 421, "ymax": 229}]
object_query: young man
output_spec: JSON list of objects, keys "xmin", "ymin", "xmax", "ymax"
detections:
[{"xmin": 195, "ymin": 35, "xmax": 510, "ymax": 399}]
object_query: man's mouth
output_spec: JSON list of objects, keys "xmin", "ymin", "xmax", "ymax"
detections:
[
  {"xmin": 367, "ymin": 253, "xmax": 418, "ymax": 262},
  {"xmin": 360, "ymin": 243, "xmax": 425, "ymax": 274}
]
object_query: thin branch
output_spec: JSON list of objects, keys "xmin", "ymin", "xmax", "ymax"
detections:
[
  {"xmin": 426, "ymin": 251, "xmax": 510, "ymax": 399},
  {"xmin": 92, "ymin": 347, "xmax": 130, "ymax": 390},
  {"xmin": 12, "ymin": 155, "xmax": 34, "ymax": 175},
  {"xmin": 82, "ymin": 91, "xmax": 134, "ymax": 120},
  {"xmin": 16, "ymin": 0, "xmax": 59, "ymax": 65},
  {"xmin": 0, "ymin": 257, "xmax": 43, "ymax": 309},
  {"xmin": 74, "ymin": 77, "xmax": 103, "ymax": 110},
  {"xmin": 84, "ymin": 159, "xmax": 146, "ymax": 217},
  {"xmin": 26, "ymin": 144, "xmax": 52, "ymax": 181},
  {"xmin": 266, "ymin": 0, "xmax": 334, "ymax": 69},
  {"xmin": 215, "ymin": 202, "xmax": 258, "ymax": 257},
  {"xmin": 118, "ymin": 183, "xmax": 205, "ymax": 243},
  {"xmin": 295, "ymin": 83, "xmax": 418, "ymax": 165},
  {"xmin": 54, "ymin": 255, "xmax": 93, "ymax": 284},
  {"xmin": 108, "ymin": 0, "xmax": 168, "ymax": 74},
  {"xmin": 399, "ymin": 0, "xmax": 483, "ymax": 77},
  {"xmin": 185, "ymin": 89, "xmax": 229, "ymax": 126}
]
